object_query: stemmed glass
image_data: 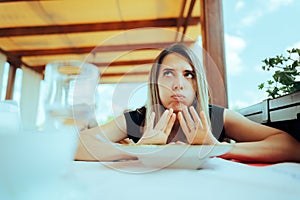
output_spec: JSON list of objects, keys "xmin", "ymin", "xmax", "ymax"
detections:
[
  {"xmin": 43, "ymin": 60, "xmax": 100, "ymax": 182},
  {"xmin": 0, "ymin": 61, "xmax": 100, "ymax": 200},
  {"xmin": 35, "ymin": 60, "xmax": 100, "ymax": 200},
  {"xmin": 43, "ymin": 60, "xmax": 100, "ymax": 131}
]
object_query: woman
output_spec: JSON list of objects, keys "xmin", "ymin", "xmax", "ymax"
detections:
[{"xmin": 76, "ymin": 43, "xmax": 300, "ymax": 163}]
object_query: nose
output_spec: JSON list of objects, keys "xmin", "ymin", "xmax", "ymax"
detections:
[{"xmin": 172, "ymin": 75, "xmax": 184, "ymax": 90}]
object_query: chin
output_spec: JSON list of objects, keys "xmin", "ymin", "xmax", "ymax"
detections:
[{"xmin": 168, "ymin": 102, "xmax": 187, "ymax": 112}]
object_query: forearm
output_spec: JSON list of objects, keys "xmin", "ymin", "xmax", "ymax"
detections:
[
  {"xmin": 75, "ymin": 130, "xmax": 136, "ymax": 161},
  {"xmin": 220, "ymin": 133, "xmax": 300, "ymax": 163}
]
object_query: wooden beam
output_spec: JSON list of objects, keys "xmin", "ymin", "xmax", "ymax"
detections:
[
  {"xmin": 10, "ymin": 47, "xmax": 94, "ymax": 57},
  {"xmin": 101, "ymin": 71, "xmax": 149, "ymax": 77},
  {"xmin": 181, "ymin": 0, "xmax": 197, "ymax": 42},
  {"xmin": 8, "ymin": 41, "xmax": 193, "ymax": 57},
  {"xmin": 0, "ymin": 48, "xmax": 22, "ymax": 69},
  {"xmin": 0, "ymin": 17, "xmax": 200, "ymax": 37},
  {"xmin": 30, "ymin": 67, "xmax": 44, "ymax": 74},
  {"xmin": 29, "ymin": 66, "xmax": 150, "ymax": 82},
  {"xmin": 100, "ymin": 74, "xmax": 149, "ymax": 84},
  {"xmin": 200, "ymin": 0, "xmax": 227, "ymax": 107},
  {"xmin": 5, "ymin": 64, "xmax": 17, "ymax": 100},
  {"xmin": 0, "ymin": 0, "xmax": 44, "ymax": 2},
  {"xmin": 92, "ymin": 59, "xmax": 154, "ymax": 67},
  {"xmin": 100, "ymin": 72, "xmax": 150, "ymax": 84},
  {"xmin": 175, "ymin": 0, "xmax": 187, "ymax": 41},
  {"xmin": 31, "ymin": 59, "xmax": 154, "ymax": 70}
]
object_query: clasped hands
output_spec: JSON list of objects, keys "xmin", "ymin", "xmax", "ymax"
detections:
[{"xmin": 137, "ymin": 106, "xmax": 219, "ymax": 145}]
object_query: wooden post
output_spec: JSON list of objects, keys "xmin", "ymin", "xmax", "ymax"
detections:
[
  {"xmin": 0, "ymin": 53, "xmax": 7, "ymax": 100},
  {"xmin": 200, "ymin": 0, "xmax": 228, "ymax": 107},
  {"xmin": 5, "ymin": 64, "xmax": 17, "ymax": 100},
  {"xmin": 5, "ymin": 54, "xmax": 21, "ymax": 100}
]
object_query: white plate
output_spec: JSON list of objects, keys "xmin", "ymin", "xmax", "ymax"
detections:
[{"xmin": 116, "ymin": 144, "xmax": 232, "ymax": 169}]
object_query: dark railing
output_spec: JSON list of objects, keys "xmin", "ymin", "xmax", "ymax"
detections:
[{"xmin": 238, "ymin": 91, "xmax": 300, "ymax": 142}]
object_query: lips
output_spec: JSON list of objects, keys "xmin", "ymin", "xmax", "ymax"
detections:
[{"xmin": 171, "ymin": 94, "xmax": 186, "ymax": 101}]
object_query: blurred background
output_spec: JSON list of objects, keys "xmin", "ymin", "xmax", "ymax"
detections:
[{"xmin": 0, "ymin": 0, "xmax": 299, "ymax": 130}]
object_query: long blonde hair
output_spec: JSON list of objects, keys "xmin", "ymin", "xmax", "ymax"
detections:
[{"xmin": 146, "ymin": 43, "xmax": 211, "ymax": 129}]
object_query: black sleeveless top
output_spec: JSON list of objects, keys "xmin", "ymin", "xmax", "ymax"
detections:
[{"xmin": 124, "ymin": 105, "xmax": 226, "ymax": 143}]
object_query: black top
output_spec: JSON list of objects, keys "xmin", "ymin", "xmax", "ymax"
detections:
[{"xmin": 124, "ymin": 105, "xmax": 226, "ymax": 143}]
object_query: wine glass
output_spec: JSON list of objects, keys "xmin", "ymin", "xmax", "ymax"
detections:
[
  {"xmin": 0, "ymin": 61, "xmax": 100, "ymax": 200},
  {"xmin": 43, "ymin": 60, "xmax": 100, "ymax": 131}
]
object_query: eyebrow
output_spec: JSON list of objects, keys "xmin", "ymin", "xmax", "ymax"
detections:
[
  {"xmin": 161, "ymin": 67, "xmax": 174, "ymax": 71},
  {"xmin": 184, "ymin": 69, "xmax": 194, "ymax": 73},
  {"xmin": 161, "ymin": 67, "xmax": 194, "ymax": 73}
]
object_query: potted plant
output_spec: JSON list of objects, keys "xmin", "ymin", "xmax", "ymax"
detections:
[{"xmin": 258, "ymin": 48, "xmax": 300, "ymax": 98}]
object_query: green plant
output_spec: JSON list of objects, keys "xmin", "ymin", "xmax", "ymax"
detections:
[{"xmin": 258, "ymin": 48, "xmax": 300, "ymax": 98}]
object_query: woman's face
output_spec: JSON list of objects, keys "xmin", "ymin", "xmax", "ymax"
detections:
[{"xmin": 157, "ymin": 53, "xmax": 197, "ymax": 112}]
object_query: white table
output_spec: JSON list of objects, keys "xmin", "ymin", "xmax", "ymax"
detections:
[{"xmin": 53, "ymin": 158, "xmax": 300, "ymax": 200}]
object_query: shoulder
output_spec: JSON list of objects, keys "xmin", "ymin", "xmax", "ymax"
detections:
[
  {"xmin": 209, "ymin": 104, "xmax": 225, "ymax": 119},
  {"xmin": 124, "ymin": 106, "xmax": 146, "ymax": 117},
  {"xmin": 208, "ymin": 104, "xmax": 226, "ymax": 140},
  {"xmin": 123, "ymin": 106, "xmax": 146, "ymax": 142},
  {"xmin": 124, "ymin": 106, "xmax": 146, "ymax": 125},
  {"xmin": 209, "ymin": 104, "xmax": 225, "ymax": 112}
]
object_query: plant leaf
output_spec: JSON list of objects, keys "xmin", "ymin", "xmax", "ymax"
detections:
[{"xmin": 258, "ymin": 83, "xmax": 264, "ymax": 90}]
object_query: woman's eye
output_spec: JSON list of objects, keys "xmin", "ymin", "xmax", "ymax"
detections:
[
  {"xmin": 163, "ymin": 71, "xmax": 173, "ymax": 77},
  {"xmin": 185, "ymin": 72, "xmax": 194, "ymax": 79}
]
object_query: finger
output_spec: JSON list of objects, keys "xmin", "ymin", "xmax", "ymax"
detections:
[
  {"xmin": 164, "ymin": 113, "xmax": 176, "ymax": 136},
  {"xmin": 154, "ymin": 109, "xmax": 169, "ymax": 130},
  {"xmin": 178, "ymin": 111, "xmax": 189, "ymax": 134},
  {"xmin": 162, "ymin": 109, "xmax": 175, "ymax": 132},
  {"xmin": 182, "ymin": 106, "xmax": 194, "ymax": 130},
  {"xmin": 189, "ymin": 106, "xmax": 200, "ymax": 122},
  {"xmin": 143, "ymin": 112, "xmax": 156, "ymax": 138},
  {"xmin": 199, "ymin": 111, "xmax": 208, "ymax": 131},
  {"xmin": 178, "ymin": 112, "xmax": 196, "ymax": 144},
  {"xmin": 175, "ymin": 141, "xmax": 186, "ymax": 145},
  {"xmin": 189, "ymin": 107, "xmax": 203, "ymax": 129},
  {"xmin": 154, "ymin": 109, "xmax": 172, "ymax": 130},
  {"xmin": 148, "ymin": 112, "xmax": 155, "ymax": 129}
]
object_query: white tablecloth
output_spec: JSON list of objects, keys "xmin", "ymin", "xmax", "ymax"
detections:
[
  {"xmin": 2, "ymin": 158, "xmax": 300, "ymax": 200},
  {"xmin": 59, "ymin": 158, "xmax": 300, "ymax": 200}
]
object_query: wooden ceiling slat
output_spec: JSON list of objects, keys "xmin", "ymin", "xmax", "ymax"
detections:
[
  {"xmin": 0, "ymin": 17, "xmax": 200, "ymax": 37},
  {"xmin": 10, "ymin": 46, "xmax": 94, "ymax": 57},
  {"xmin": 31, "ymin": 59, "xmax": 154, "ymax": 69},
  {"xmin": 8, "ymin": 41, "xmax": 194, "ymax": 57},
  {"xmin": 100, "ymin": 74, "xmax": 149, "ymax": 84},
  {"xmin": 93, "ymin": 59, "xmax": 154, "ymax": 67},
  {"xmin": 27, "ymin": 67, "xmax": 149, "ymax": 79},
  {"xmin": 0, "ymin": 0, "xmax": 41, "ymax": 2},
  {"xmin": 101, "ymin": 71, "xmax": 149, "ymax": 77}
]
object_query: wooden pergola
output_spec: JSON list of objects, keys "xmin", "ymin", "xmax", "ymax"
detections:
[{"xmin": 0, "ymin": 0, "xmax": 227, "ymax": 107}]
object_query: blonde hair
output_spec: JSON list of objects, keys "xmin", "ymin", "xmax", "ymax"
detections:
[{"xmin": 146, "ymin": 43, "xmax": 211, "ymax": 129}]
